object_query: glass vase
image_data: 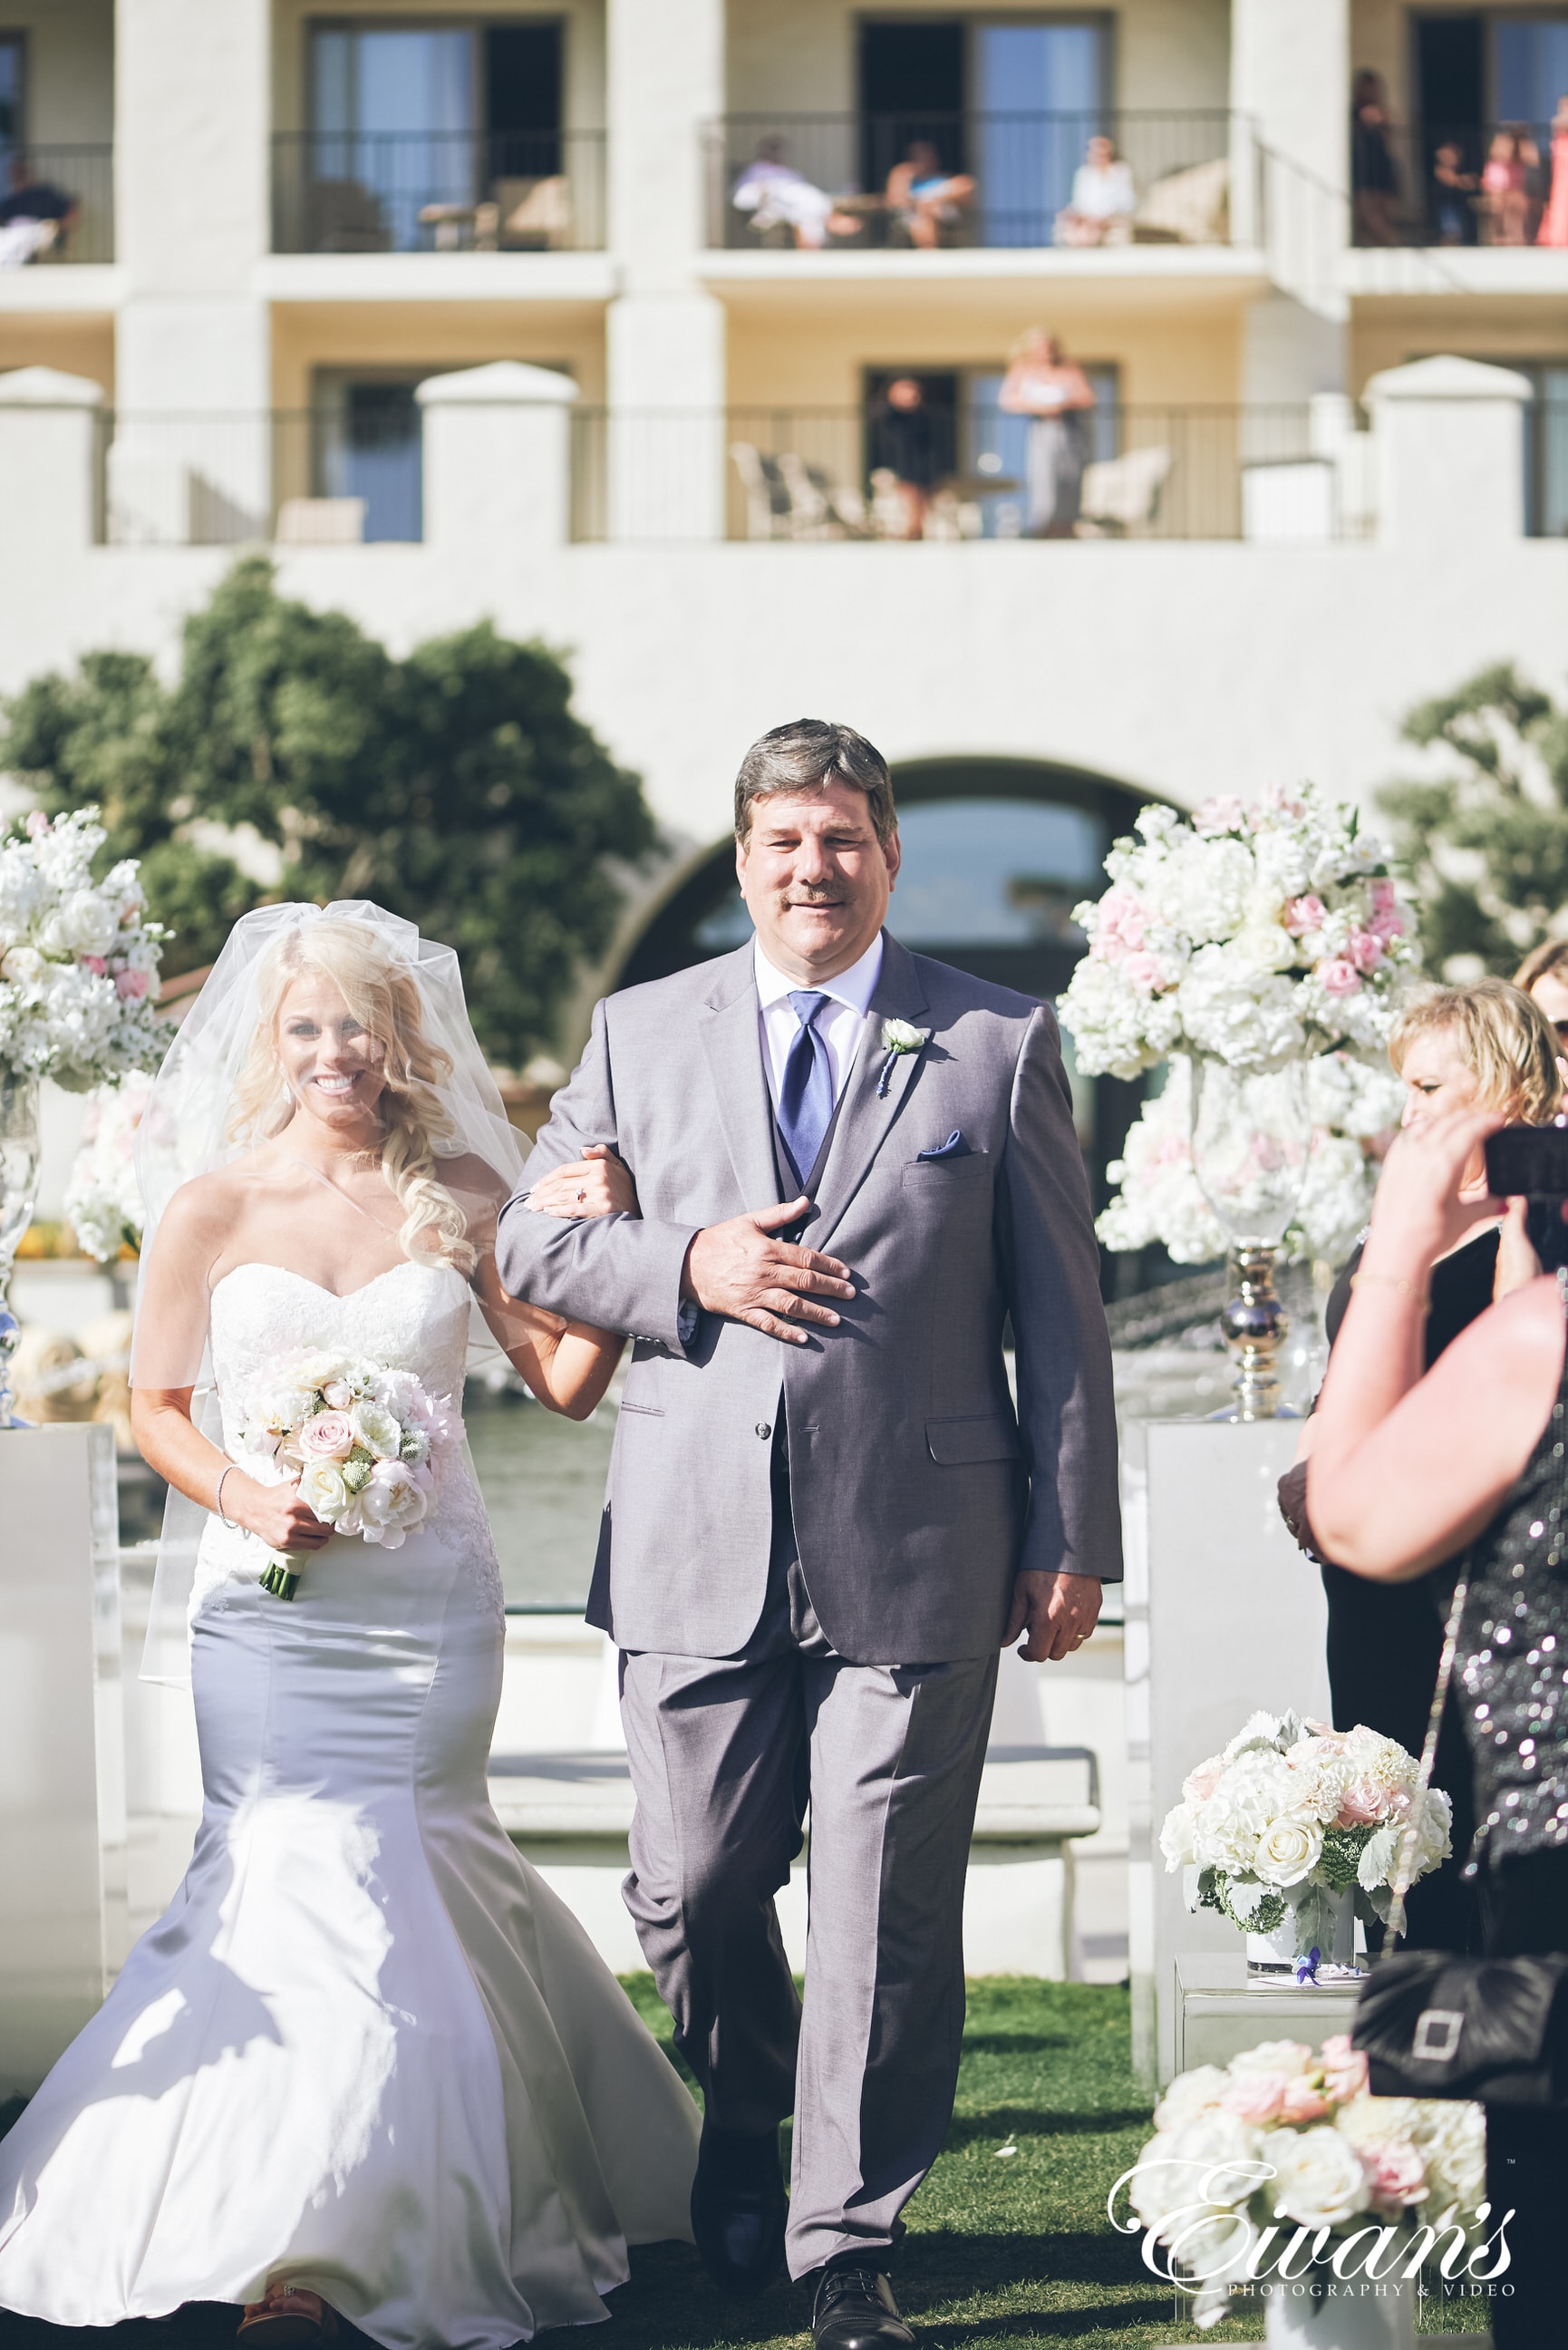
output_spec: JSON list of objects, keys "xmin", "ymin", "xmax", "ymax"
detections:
[
  {"xmin": 1261, "ymin": 2264, "xmax": 1417, "ymax": 2350},
  {"xmin": 1189, "ymin": 1059, "xmax": 1312, "ymax": 1422},
  {"xmin": 0, "ymin": 1072, "xmax": 41, "ymax": 1428}
]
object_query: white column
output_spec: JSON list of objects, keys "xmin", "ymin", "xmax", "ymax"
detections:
[
  {"xmin": 417, "ymin": 363, "xmax": 579, "ymax": 553},
  {"xmin": 605, "ymin": 0, "xmax": 727, "ymax": 540},
  {"xmin": 1231, "ymin": 0, "xmax": 1350, "ymax": 325},
  {"xmin": 112, "ymin": 0, "xmax": 273, "ymax": 541},
  {"xmin": 0, "ymin": 368, "xmax": 106, "ymax": 552},
  {"xmin": 1367, "ymin": 355, "xmax": 1533, "ymax": 550},
  {"xmin": 0, "ymin": 1424, "xmax": 124, "ymax": 2094}
]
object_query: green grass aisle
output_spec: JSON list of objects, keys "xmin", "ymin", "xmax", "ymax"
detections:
[{"xmin": 615, "ymin": 1975, "xmax": 1492, "ymax": 2348}]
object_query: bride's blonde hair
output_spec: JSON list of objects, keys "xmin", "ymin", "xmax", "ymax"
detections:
[{"xmin": 227, "ymin": 918, "xmax": 476, "ymax": 1273}]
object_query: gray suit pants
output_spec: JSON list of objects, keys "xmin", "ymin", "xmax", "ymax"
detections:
[{"xmin": 617, "ymin": 1459, "xmax": 999, "ymax": 2278}]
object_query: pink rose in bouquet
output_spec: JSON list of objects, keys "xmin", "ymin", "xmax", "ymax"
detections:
[{"xmin": 297, "ymin": 1411, "xmax": 355, "ymax": 1462}]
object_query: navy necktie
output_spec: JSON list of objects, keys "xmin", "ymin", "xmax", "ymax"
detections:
[{"xmin": 778, "ymin": 989, "xmax": 834, "ymax": 1188}]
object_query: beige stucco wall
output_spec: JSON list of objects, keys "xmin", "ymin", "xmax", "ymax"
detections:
[
  {"xmin": 0, "ymin": 317, "xmax": 114, "ymax": 392},
  {"xmin": 10, "ymin": 0, "xmax": 114, "ymax": 146},
  {"xmin": 270, "ymin": 302, "xmax": 607, "ymax": 408},
  {"xmin": 1351, "ymin": 297, "xmax": 1568, "ymax": 394},
  {"xmin": 727, "ymin": 0, "xmax": 1232, "ymax": 117}
]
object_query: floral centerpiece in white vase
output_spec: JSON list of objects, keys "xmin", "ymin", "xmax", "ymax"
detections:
[
  {"xmin": 0, "ymin": 808, "xmax": 167, "ymax": 1423},
  {"xmin": 1058, "ymin": 785, "xmax": 1419, "ymax": 1414},
  {"xmin": 1118, "ymin": 2032, "xmax": 1490, "ymax": 2345},
  {"xmin": 1160, "ymin": 1710, "xmax": 1452, "ymax": 1980},
  {"xmin": 64, "ymin": 1076, "xmax": 152, "ymax": 1264}
]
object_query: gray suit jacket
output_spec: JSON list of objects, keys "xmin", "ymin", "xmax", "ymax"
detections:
[{"xmin": 496, "ymin": 934, "xmax": 1121, "ymax": 1664}]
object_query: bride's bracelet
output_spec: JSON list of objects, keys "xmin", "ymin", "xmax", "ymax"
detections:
[
  {"xmin": 1349, "ymin": 1268, "xmax": 1431, "ymax": 1312},
  {"xmin": 215, "ymin": 1464, "xmax": 241, "ymax": 1530}
]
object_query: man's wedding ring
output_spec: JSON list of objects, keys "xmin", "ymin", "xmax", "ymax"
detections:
[{"xmin": 576, "ymin": 1186, "xmax": 586, "ymax": 1203}]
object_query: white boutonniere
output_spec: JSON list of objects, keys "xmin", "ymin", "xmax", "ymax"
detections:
[{"xmin": 876, "ymin": 1017, "xmax": 929, "ymax": 1098}]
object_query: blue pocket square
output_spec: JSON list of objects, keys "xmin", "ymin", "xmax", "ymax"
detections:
[{"xmin": 917, "ymin": 1131, "xmax": 972, "ymax": 1160}]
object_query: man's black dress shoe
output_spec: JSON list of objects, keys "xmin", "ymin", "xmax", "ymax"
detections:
[
  {"xmin": 690, "ymin": 2122, "xmax": 787, "ymax": 2296},
  {"xmin": 811, "ymin": 2266, "xmax": 916, "ymax": 2350}
]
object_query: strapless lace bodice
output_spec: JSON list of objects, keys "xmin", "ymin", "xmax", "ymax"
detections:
[{"xmin": 197, "ymin": 1257, "xmax": 501, "ymax": 1621}]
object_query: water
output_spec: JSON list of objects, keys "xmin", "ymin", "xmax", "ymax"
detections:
[{"xmin": 465, "ymin": 1388, "xmax": 613, "ymax": 1610}]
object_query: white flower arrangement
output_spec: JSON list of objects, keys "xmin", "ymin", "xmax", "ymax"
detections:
[
  {"xmin": 236, "ymin": 1348, "xmax": 460, "ymax": 1598},
  {"xmin": 0, "ymin": 809, "xmax": 169, "ymax": 1092},
  {"xmin": 1056, "ymin": 785, "xmax": 1418, "ymax": 1265},
  {"xmin": 1097, "ymin": 1054, "xmax": 1404, "ymax": 1267},
  {"xmin": 1160, "ymin": 1709, "xmax": 1452, "ymax": 1957},
  {"xmin": 1122, "ymin": 2034, "xmax": 1487, "ymax": 2327},
  {"xmin": 63, "ymin": 1077, "xmax": 151, "ymax": 1262}
]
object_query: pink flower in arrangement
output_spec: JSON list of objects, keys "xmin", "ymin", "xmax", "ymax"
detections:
[
  {"xmin": 1183, "ymin": 1756, "xmax": 1226, "ymax": 1802},
  {"xmin": 1366, "ymin": 2139, "xmax": 1428, "ymax": 2207},
  {"xmin": 1095, "ymin": 885, "xmax": 1148, "ymax": 960},
  {"xmin": 1123, "ymin": 950, "xmax": 1165, "ymax": 995},
  {"xmin": 1279, "ymin": 2074, "xmax": 1333, "ymax": 2125},
  {"xmin": 1220, "ymin": 2071, "xmax": 1291, "ymax": 2126},
  {"xmin": 1349, "ymin": 930, "xmax": 1385, "ymax": 974},
  {"xmin": 80, "ymin": 956, "xmax": 108, "ymax": 977},
  {"xmin": 1192, "ymin": 796, "xmax": 1249, "ymax": 836},
  {"xmin": 1318, "ymin": 958, "xmax": 1361, "ymax": 996},
  {"xmin": 1334, "ymin": 1780, "xmax": 1388, "ymax": 1827},
  {"xmin": 114, "ymin": 968, "xmax": 150, "ymax": 1001},
  {"xmin": 1319, "ymin": 2034, "xmax": 1370, "ymax": 2102},
  {"xmin": 24, "ymin": 810, "xmax": 50, "ymax": 840},
  {"xmin": 297, "ymin": 1411, "xmax": 355, "ymax": 1462},
  {"xmin": 1282, "ymin": 895, "xmax": 1327, "ymax": 937}
]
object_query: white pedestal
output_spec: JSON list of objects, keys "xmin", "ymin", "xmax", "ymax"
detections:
[
  {"xmin": 0, "ymin": 1423, "xmax": 125, "ymax": 2094},
  {"xmin": 1175, "ymin": 1953, "xmax": 1360, "ymax": 2075},
  {"xmin": 1125, "ymin": 1420, "xmax": 1332, "ymax": 2085}
]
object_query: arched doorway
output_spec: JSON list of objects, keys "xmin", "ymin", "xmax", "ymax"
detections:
[{"xmin": 616, "ymin": 756, "xmax": 1156, "ymax": 1247}]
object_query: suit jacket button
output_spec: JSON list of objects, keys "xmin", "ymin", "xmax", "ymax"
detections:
[{"xmin": 756, "ymin": 1421, "xmax": 772, "ymax": 1440}]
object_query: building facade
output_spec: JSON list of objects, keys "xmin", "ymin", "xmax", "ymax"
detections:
[{"xmin": 0, "ymin": 0, "xmax": 1565, "ymax": 1095}]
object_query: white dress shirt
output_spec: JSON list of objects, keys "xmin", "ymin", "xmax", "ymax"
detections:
[{"xmin": 753, "ymin": 933, "xmax": 884, "ymax": 1110}]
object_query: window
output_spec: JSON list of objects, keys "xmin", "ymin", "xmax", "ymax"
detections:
[
  {"xmin": 307, "ymin": 19, "xmax": 563, "ymax": 252},
  {"xmin": 312, "ymin": 375, "xmax": 424, "ymax": 541},
  {"xmin": 0, "ymin": 36, "xmax": 23, "ymax": 158}
]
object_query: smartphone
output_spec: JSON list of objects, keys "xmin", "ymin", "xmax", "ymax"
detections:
[{"xmin": 1484, "ymin": 1122, "xmax": 1568, "ymax": 1272}]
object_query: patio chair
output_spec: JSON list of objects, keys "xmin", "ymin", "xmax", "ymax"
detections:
[
  {"xmin": 775, "ymin": 451, "xmax": 869, "ymax": 538},
  {"xmin": 730, "ymin": 442, "xmax": 793, "ymax": 539},
  {"xmin": 275, "ymin": 497, "xmax": 366, "ymax": 546},
  {"xmin": 1133, "ymin": 156, "xmax": 1229, "ymax": 244},
  {"xmin": 483, "ymin": 175, "xmax": 574, "ymax": 250},
  {"xmin": 1077, "ymin": 445, "xmax": 1173, "ymax": 535},
  {"xmin": 305, "ymin": 178, "xmax": 391, "ymax": 253}
]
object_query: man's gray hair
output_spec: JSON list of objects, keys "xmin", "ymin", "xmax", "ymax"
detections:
[{"xmin": 733, "ymin": 719, "xmax": 897, "ymax": 845}]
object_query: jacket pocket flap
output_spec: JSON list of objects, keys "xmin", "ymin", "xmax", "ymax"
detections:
[
  {"xmin": 903, "ymin": 1154, "xmax": 988, "ymax": 1187},
  {"xmin": 926, "ymin": 1413, "xmax": 1020, "ymax": 1465}
]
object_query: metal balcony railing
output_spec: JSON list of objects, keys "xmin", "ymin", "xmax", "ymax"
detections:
[
  {"xmin": 569, "ymin": 404, "xmax": 1378, "ymax": 544},
  {"xmin": 705, "ymin": 111, "xmax": 1246, "ymax": 250},
  {"xmin": 1352, "ymin": 121, "xmax": 1568, "ymax": 249},
  {"xmin": 88, "ymin": 410, "xmax": 429, "ymax": 546},
  {"xmin": 271, "ymin": 129, "xmax": 606, "ymax": 255},
  {"xmin": 0, "ymin": 142, "xmax": 113, "ymax": 266}
]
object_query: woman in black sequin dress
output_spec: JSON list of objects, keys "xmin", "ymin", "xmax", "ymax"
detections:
[{"xmin": 1309, "ymin": 1104, "xmax": 1568, "ymax": 2348}]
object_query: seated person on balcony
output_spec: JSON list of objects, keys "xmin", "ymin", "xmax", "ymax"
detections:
[
  {"xmin": 1431, "ymin": 141, "xmax": 1478, "ymax": 244},
  {"xmin": 1054, "ymin": 135, "xmax": 1137, "ymax": 247},
  {"xmin": 0, "ymin": 155, "xmax": 78, "ymax": 267},
  {"xmin": 1350, "ymin": 70, "xmax": 1401, "ymax": 245},
  {"xmin": 885, "ymin": 140, "xmax": 975, "ymax": 248},
  {"xmin": 868, "ymin": 376, "xmax": 944, "ymax": 537},
  {"xmin": 731, "ymin": 138, "xmax": 858, "ymax": 249}
]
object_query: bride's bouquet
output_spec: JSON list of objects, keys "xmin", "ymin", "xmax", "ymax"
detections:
[
  {"xmin": 236, "ymin": 1349, "xmax": 460, "ymax": 1599},
  {"xmin": 1159, "ymin": 1709, "xmax": 1452, "ymax": 1953}
]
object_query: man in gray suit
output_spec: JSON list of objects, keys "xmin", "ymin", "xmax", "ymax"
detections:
[{"xmin": 497, "ymin": 720, "xmax": 1119, "ymax": 2350}]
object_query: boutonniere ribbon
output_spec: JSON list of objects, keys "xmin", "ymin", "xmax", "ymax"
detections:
[{"xmin": 876, "ymin": 1017, "xmax": 929, "ymax": 1099}]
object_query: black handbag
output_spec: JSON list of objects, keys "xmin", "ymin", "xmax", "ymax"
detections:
[{"xmin": 1350, "ymin": 1563, "xmax": 1568, "ymax": 2104}]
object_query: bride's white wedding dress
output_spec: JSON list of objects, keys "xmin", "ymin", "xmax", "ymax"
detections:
[{"xmin": 0, "ymin": 1258, "xmax": 699, "ymax": 2345}]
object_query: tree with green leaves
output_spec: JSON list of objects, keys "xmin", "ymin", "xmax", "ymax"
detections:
[
  {"xmin": 2, "ymin": 558, "xmax": 655, "ymax": 1062},
  {"xmin": 1379, "ymin": 662, "xmax": 1568, "ymax": 982}
]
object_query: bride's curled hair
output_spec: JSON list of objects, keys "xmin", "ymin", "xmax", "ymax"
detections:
[{"xmin": 227, "ymin": 919, "xmax": 477, "ymax": 1273}]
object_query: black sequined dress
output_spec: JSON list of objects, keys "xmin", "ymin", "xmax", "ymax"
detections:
[{"xmin": 1458, "ymin": 1267, "xmax": 1568, "ymax": 1875}]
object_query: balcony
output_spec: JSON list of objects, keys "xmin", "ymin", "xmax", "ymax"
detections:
[
  {"xmin": 271, "ymin": 130, "xmax": 606, "ymax": 256},
  {"xmin": 1352, "ymin": 120, "xmax": 1567, "ymax": 253},
  {"xmin": 0, "ymin": 145, "xmax": 113, "ymax": 267},
  {"xmin": 705, "ymin": 112, "xmax": 1247, "ymax": 253}
]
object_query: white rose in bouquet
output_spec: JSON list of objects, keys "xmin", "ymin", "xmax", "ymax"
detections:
[
  {"xmin": 1263, "ymin": 2124, "xmax": 1372, "ymax": 2229},
  {"xmin": 351, "ymin": 1400, "xmax": 402, "ymax": 1460},
  {"xmin": 1253, "ymin": 1815, "xmax": 1324, "ymax": 1889},
  {"xmin": 298, "ymin": 1459, "xmax": 352, "ymax": 1520}
]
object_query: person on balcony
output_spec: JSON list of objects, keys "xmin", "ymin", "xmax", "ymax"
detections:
[
  {"xmin": 731, "ymin": 138, "xmax": 857, "ymax": 250},
  {"xmin": 999, "ymin": 330, "xmax": 1097, "ymax": 539},
  {"xmin": 1053, "ymin": 134, "xmax": 1137, "ymax": 248},
  {"xmin": 1431, "ymin": 140, "xmax": 1479, "ymax": 245},
  {"xmin": 1536, "ymin": 95, "xmax": 1568, "ymax": 247},
  {"xmin": 1480, "ymin": 125, "xmax": 1537, "ymax": 245},
  {"xmin": 885, "ymin": 140, "xmax": 975, "ymax": 249},
  {"xmin": 0, "ymin": 154, "xmax": 78, "ymax": 267},
  {"xmin": 1350, "ymin": 70, "xmax": 1402, "ymax": 246},
  {"xmin": 866, "ymin": 377, "xmax": 945, "ymax": 538}
]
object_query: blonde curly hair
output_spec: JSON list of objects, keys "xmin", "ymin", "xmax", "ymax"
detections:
[{"xmin": 226, "ymin": 918, "xmax": 476, "ymax": 1273}]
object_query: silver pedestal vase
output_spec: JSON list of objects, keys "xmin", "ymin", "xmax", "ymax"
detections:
[
  {"xmin": 0, "ymin": 1072, "xmax": 41, "ymax": 1427},
  {"xmin": 1188, "ymin": 1058, "xmax": 1312, "ymax": 1423}
]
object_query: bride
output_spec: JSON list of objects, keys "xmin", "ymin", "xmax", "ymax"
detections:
[{"xmin": 0, "ymin": 902, "xmax": 699, "ymax": 2346}]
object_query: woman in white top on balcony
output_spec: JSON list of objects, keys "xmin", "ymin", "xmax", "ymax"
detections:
[
  {"xmin": 999, "ymin": 330, "xmax": 1098, "ymax": 539},
  {"xmin": 1053, "ymin": 135, "xmax": 1137, "ymax": 247}
]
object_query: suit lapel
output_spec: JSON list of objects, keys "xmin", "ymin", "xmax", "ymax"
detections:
[
  {"xmin": 698, "ymin": 945, "xmax": 779, "ymax": 1209},
  {"xmin": 809, "ymin": 934, "xmax": 931, "ymax": 1250}
]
